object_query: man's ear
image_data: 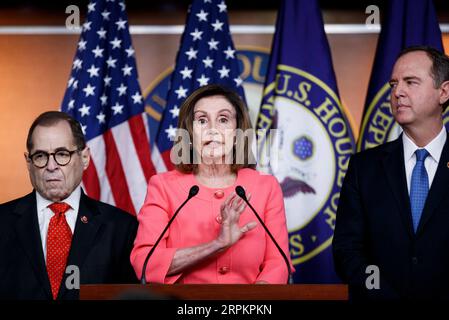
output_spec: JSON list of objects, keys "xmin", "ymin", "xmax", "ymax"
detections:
[
  {"xmin": 24, "ymin": 152, "xmax": 31, "ymax": 171},
  {"xmin": 81, "ymin": 147, "xmax": 91, "ymax": 170},
  {"xmin": 439, "ymin": 80, "xmax": 449, "ymax": 106}
]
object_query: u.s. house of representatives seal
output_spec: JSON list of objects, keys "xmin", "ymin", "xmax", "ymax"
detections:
[{"xmin": 257, "ymin": 64, "xmax": 355, "ymax": 265}]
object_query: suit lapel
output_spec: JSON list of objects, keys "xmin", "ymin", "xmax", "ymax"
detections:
[
  {"xmin": 13, "ymin": 192, "xmax": 52, "ymax": 299},
  {"xmin": 59, "ymin": 191, "xmax": 103, "ymax": 299},
  {"xmin": 381, "ymin": 135, "xmax": 415, "ymax": 237},
  {"xmin": 416, "ymin": 134, "xmax": 449, "ymax": 235}
]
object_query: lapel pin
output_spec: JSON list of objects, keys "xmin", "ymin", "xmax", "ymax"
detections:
[{"xmin": 81, "ymin": 215, "xmax": 88, "ymax": 224}]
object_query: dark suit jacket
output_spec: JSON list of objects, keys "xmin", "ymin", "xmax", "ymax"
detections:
[
  {"xmin": 0, "ymin": 190, "xmax": 138, "ymax": 300},
  {"xmin": 333, "ymin": 134, "xmax": 449, "ymax": 300}
]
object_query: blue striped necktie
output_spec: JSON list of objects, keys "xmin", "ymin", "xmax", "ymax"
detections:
[{"xmin": 410, "ymin": 149, "xmax": 430, "ymax": 233}]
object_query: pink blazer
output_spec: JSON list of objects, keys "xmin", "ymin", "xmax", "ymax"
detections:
[{"xmin": 131, "ymin": 168, "xmax": 293, "ymax": 284}]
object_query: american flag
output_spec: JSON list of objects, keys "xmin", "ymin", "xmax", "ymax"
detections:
[
  {"xmin": 153, "ymin": 0, "xmax": 245, "ymax": 172},
  {"xmin": 61, "ymin": 0, "xmax": 156, "ymax": 215}
]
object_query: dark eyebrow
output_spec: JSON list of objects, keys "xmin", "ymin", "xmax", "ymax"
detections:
[
  {"xmin": 403, "ymin": 76, "xmax": 420, "ymax": 82},
  {"xmin": 31, "ymin": 147, "xmax": 72, "ymax": 154}
]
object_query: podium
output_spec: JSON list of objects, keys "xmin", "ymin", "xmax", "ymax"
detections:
[{"xmin": 80, "ymin": 284, "xmax": 348, "ymax": 300}]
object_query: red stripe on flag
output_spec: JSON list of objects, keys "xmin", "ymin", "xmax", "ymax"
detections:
[
  {"xmin": 82, "ymin": 160, "xmax": 101, "ymax": 200},
  {"xmin": 103, "ymin": 131, "xmax": 136, "ymax": 215},
  {"xmin": 128, "ymin": 114, "xmax": 156, "ymax": 181},
  {"xmin": 161, "ymin": 149, "xmax": 175, "ymax": 171}
]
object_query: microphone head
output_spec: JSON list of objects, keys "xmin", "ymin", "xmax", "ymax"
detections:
[
  {"xmin": 189, "ymin": 185, "xmax": 199, "ymax": 198},
  {"xmin": 235, "ymin": 186, "xmax": 247, "ymax": 200}
]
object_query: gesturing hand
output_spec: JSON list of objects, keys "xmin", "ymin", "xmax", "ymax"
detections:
[{"xmin": 215, "ymin": 191, "xmax": 257, "ymax": 250}]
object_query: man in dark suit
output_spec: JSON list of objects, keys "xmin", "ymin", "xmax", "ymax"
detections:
[
  {"xmin": 0, "ymin": 111, "xmax": 138, "ymax": 300},
  {"xmin": 333, "ymin": 46, "xmax": 449, "ymax": 300}
]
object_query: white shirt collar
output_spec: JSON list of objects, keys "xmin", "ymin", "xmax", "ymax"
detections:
[
  {"xmin": 36, "ymin": 185, "xmax": 82, "ymax": 213},
  {"xmin": 402, "ymin": 126, "xmax": 447, "ymax": 163}
]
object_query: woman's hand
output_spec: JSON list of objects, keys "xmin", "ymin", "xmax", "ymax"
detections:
[{"xmin": 215, "ymin": 192, "xmax": 257, "ymax": 250}]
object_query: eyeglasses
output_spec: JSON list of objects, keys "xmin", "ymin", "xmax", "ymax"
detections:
[{"xmin": 28, "ymin": 149, "xmax": 81, "ymax": 168}]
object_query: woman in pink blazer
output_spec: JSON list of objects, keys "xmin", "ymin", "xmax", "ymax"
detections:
[{"xmin": 131, "ymin": 84, "xmax": 293, "ymax": 284}]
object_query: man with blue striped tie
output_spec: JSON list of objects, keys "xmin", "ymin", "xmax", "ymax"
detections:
[{"xmin": 333, "ymin": 46, "xmax": 449, "ymax": 300}]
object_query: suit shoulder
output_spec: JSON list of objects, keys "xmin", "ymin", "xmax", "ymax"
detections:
[
  {"xmin": 0, "ymin": 193, "xmax": 33, "ymax": 214},
  {"xmin": 351, "ymin": 139, "xmax": 399, "ymax": 163}
]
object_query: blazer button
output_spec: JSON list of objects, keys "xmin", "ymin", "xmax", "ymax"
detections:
[
  {"xmin": 218, "ymin": 266, "xmax": 229, "ymax": 274},
  {"xmin": 214, "ymin": 190, "xmax": 224, "ymax": 199},
  {"xmin": 412, "ymin": 257, "xmax": 418, "ymax": 265}
]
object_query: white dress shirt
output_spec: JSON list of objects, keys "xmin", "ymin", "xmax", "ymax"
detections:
[
  {"xmin": 36, "ymin": 186, "xmax": 81, "ymax": 263},
  {"xmin": 403, "ymin": 127, "xmax": 447, "ymax": 194}
]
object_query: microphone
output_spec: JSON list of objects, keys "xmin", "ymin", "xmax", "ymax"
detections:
[
  {"xmin": 235, "ymin": 186, "xmax": 292, "ymax": 284},
  {"xmin": 140, "ymin": 185, "xmax": 199, "ymax": 284}
]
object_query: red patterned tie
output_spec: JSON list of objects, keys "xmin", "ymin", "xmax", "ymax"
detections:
[{"xmin": 46, "ymin": 202, "xmax": 72, "ymax": 300}]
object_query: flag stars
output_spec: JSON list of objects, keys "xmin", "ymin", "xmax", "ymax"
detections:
[
  {"xmin": 101, "ymin": 10, "xmax": 111, "ymax": 20},
  {"xmin": 100, "ymin": 93, "xmax": 108, "ymax": 106},
  {"xmin": 68, "ymin": 99, "xmax": 75, "ymax": 110},
  {"xmin": 104, "ymin": 76, "xmax": 112, "ymax": 86},
  {"xmin": 86, "ymin": 65, "xmax": 99, "ymax": 78},
  {"xmin": 169, "ymin": 105, "xmax": 180, "ymax": 118},
  {"xmin": 72, "ymin": 58, "xmax": 82, "ymax": 70},
  {"xmin": 83, "ymin": 21, "xmax": 92, "ymax": 31},
  {"xmin": 116, "ymin": 18, "xmax": 127, "ymax": 30},
  {"xmin": 112, "ymin": 102, "xmax": 124, "ymax": 115},
  {"xmin": 180, "ymin": 66, "xmax": 193, "ymax": 79},
  {"xmin": 223, "ymin": 46, "xmax": 235, "ymax": 59},
  {"xmin": 217, "ymin": 66, "xmax": 230, "ymax": 78},
  {"xmin": 190, "ymin": 28, "xmax": 203, "ymax": 41},
  {"xmin": 78, "ymin": 40, "xmax": 87, "ymax": 51},
  {"xmin": 92, "ymin": 45, "xmax": 104, "ymax": 58},
  {"xmin": 234, "ymin": 77, "xmax": 243, "ymax": 87},
  {"xmin": 196, "ymin": 10, "xmax": 208, "ymax": 22},
  {"xmin": 110, "ymin": 37, "xmax": 122, "ymax": 49},
  {"xmin": 116, "ymin": 83, "xmax": 127, "ymax": 96},
  {"xmin": 132, "ymin": 92, "xmax": 143, "ymax": 104},
  {"xmin": 78, "ymin": 104, "xmax": 91, "ymax": 117},
  {"xmin": 185, "ymin": 47, "xmax": 198, "ymax": 60},
  {"xmin": 106, "ymin": 57, "xmax": 117, "ymax": 68},
  {"xmin": 87, "ymin": 2, "xmax": 96, "ymax": 12},
  {"xmin": 119, "ymin": 1, "xmax": 126, "ymax": 11},
  {"xmin": 211, "ymin": 19, "xmax": 224, "ymax": 31},
  {"xmin": 83, "ymin": 83, "xmax": 96, "ymax": 97},
  {"xmin": 125, "ymin": 46, "xmax": 135, "ymax": 57},
  {"xmin": 81, "ymin": 124, "xmax": 87, "ymax": 135},
  {"xmin": 165, "ymin": 124, "xmax": 177, "ymax": 140},
  {"xmin": 67, "ymin": 77, "xmax": 75, "ymax": 88},
  {"xmin": 208, "ymin": 38, "xmax": 219, "ymax": 50},
  {"xmin": 97, "ymin": 28, "xmax": 107, "ymax": 39},
  {"xmin": 217, "ymin": 1, "xmax": 227, "ymax": 12},
  {"xmin": 122, "ymin": 64, "xmax": 133, "ymax": 76},
  {"xmin": 175, "ymin": 86, "xmax": 188, "ymax": 99},
  {"xmin": 197, "ymin": 74, "xmax": 210, "ymax": 86},
  {"xmin": 202, "ymin": 56, "xmax": 214, "ymax": 68},
  {"xmin": 96, "ymin": 112, "xmax": 106, "ymax": 124}
]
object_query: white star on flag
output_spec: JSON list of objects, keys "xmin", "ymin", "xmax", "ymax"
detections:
[
  {"xmin": 203, "ymin": 56, "xmax": 214, "ymax": 68},
  {"xmin": 165, "ymin": 124, "xmax": 177, "ymax": 140},
  {"xmin": 190, "ymin": 28, "xmax": 203, "ymax": 41},
  {"xmin": 116, "ymin": 83, "xmax": 127, "ymax": 96},
  {"xmin": 169, "ymin": 106, "xmax": 180, "ymax": 118},
  {"xmin": 131, "ymin": 92, "xmax": 143, "ymax": 104},
  {"xmin": 208, "ymin": 38, "xmax": 219, "ymax": 50},
  {"xmin": 217, "ymin": 66, "xmax": 230, "ymax": 78},
  {"xmin": 83, "ymin": 83, "xmax": 96, "ymax": 97},
  {"xmin": 110, "ymin": 37, "xmax": 122, "ymax": 49},
  {"xmin": 78, "ymin": 104, "xmax": 91, "ymax": 117},
  {"xmin": 96, "ymin": 112, "xmax": 106, "ymax": 124},
  {"xmin": 197, "ymin": 74, "xmax": 210, "ymax": 86},
  {"xmin": 180, "ymin": 66, "xmax": 193, "ymax": 79},
  {"xmin": 111, "ymin": 102, "xmax": 124, "ymax": 115},
  {"xmin": 185, "ymin": 47, "xmax": 198, "ymax": 60},
  {"xmin": 211, "ymin": 19, "xmax": 223, "ymax": 31},
  {"xmin": 92, "ymin": 45, "xmax": 104, "ymax": 58},
  {"xmin": 196, "ymin": 10, "xmax": 208, "ymax": 22},
  {"xmin": 87, "ymin": 65, "xmax": 100, "ymax": 77},
  {"xmin": 175, "ymin": 86, "xmax": 188, "ymax": 99},
  {"xmin": 122, "ymin": 64, "xmax": 133, "ymax": 76},
  {"xmin": 223, "ymin": 46, "xmax": 235, "ymax": 59}
]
